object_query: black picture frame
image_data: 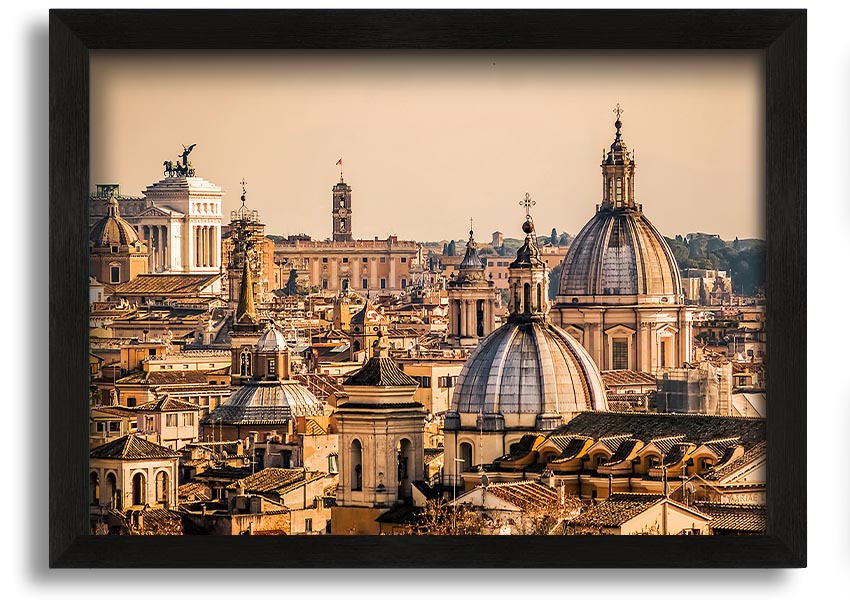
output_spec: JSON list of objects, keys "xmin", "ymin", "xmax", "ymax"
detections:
[{"xmin": 49, "ymin": 9, "xmax": 805, "ymax": 568}]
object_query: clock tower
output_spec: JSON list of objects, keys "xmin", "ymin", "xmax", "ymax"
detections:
[{"xmin": 332, "ymin": 175, "xmax": 353, "ymax": 242}]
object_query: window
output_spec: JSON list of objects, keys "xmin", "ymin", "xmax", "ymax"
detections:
[
  {"xmin": 400, "ymin": 278, "xmax": 407, "ymax": 288},
  {"xmin": 616, "ymin": 177, "xmax": 623, "ymax": 201},
  {"xmin": 322, "ymin": 257, "xmax": 328, "ymax": 263},
  {"xmin": 362, "ymin": 279, "xmax": 368, "ymax": 289},
  {"xmin": 111, "ymin": 245, "xmax": 118, "ymax": 253},
  {"xmin": 612, "ymin": 339, "xmax": 628, "ymax": 370},
  {"xmin": 156, "ymin": 471, "xmax": 168, "ymax": 504},
  {"xmin": 267, "ymin": 358, "xmax": 276, "ymax": 376},
  {"xmin": 351, "ymin": 440, "xmax": 363, "ymax": 491},
  {"xmin": 96, "ymin": 422, "xmax": 106, "ymax": 433},
  {"xmin": 488, "ymin": 261, "xmax": 494, "ymax": 266},
  {"xmin": 400, "ymin": 257, "xmax": 407, "ymax": 263},
  {"xmin": 126, "ymin": 397, "xmax": 136, "ymax": 407},
  {"xmin": 328, "ymin": 453, "xmax": 339, "ymax": 474},
  {"xmin": 182, "ymin": 413, "xmax": 194, "ymax": 426},
  {"xmin": 413, "ymin": 375, "xmax": 431, "ymax": 388},
  {"xmin": 109, "ymin": 421, "xmax": 121, "ymax": 433},
  {"xmin": 379, "ymin": 257, "xmax": 386, "ymax": 263},
  {"xmin": 438, "ymin": 376, "xmax": 454, "ymax": 388},
  {"xmin": 339, "ymin": 219, "xmax": 346, "ymax": 231},
  {"xmin": 110, "ymin": 266, "xmax": 120, "ymax": 283},
  {"xmin": 305, "ymin": 518, "xmax": 313, "ymax": 533},
  {"xmin": 380, "ymin": 278, "xmax": 386, "ymax": 289},
  {"xmin": 166, "ymin": 414, "xmax": 178, "ymax": 427},
  {"xmin": 342, "ymin": 257, "xmax": 349, "ymax": 263},
  {"xmin": 322, "ymin": 279, "xmax": 328, "ymax": 290},
  {"xmin": 660, "ymin": 340, "xmax": 667, "ymax": 367},
  {"xmin": 362, "ymin": 257, "xmax": 368, "ymax": 263}
]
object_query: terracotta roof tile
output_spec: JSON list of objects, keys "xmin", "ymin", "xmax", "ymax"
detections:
[
  {"xmin": 568, "ymin": 493, "xmax": 665, "ymax": 528},
  {"xmin": 90, "ymin": 435, "xmax": 180, "ymax": 460},
  {"xmin": 695, "ymin": 502, "xmax": 766, "ymax": 533},
  {"xmin": 485, "ymin": 481, "xmax": 559, "ymax": 511}
]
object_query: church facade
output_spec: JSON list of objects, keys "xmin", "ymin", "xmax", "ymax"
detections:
[{"xmin": 551, "ymin": 111, "xmax": 694, "ymax": 373}]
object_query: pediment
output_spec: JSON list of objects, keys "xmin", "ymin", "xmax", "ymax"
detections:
[
  {"xmin": 604, "ymin": 324, "xmax": 636, "ymax": 336},
  {"xmin": 136, "ymin": 205, "xmax": 183, "ymax": 218}
]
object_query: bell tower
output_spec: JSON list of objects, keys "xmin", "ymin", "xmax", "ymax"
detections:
[
  {"xmin": 446, "ymin": 220, "xmax": 498, "ymax": 347},
  {"xmin": 600, "ymin": 104, "xmax": 637, "ymax": 211},
  {"xmin": 332, "ymin": 167, "xmax": 353, "ymax": 242}
]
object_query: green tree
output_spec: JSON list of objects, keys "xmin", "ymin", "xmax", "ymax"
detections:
[
  {"xmin": 550, "ymin": 228, "xmax": 558, "ymax": 245},
  {"xmin": 446, "ymin": 240, "xmax": 457, "ymax": 256}
]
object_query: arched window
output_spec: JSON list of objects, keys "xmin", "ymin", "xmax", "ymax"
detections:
[
  {"xmin": 459, "ymin": 442, "xmax": 473, "ymax": 473},
  {"xmin": 240, "ymin": 350, "xmax": 252, "ymax": 377},
  {"xmin": 536, "ymin": 283, "xmax": 542, "ymax": 312},
  {"xmin": 397, "ymin": 439, "xmax": 414, "ymax": 498},
  {"xmin": 132, "ymin": 472, "xmax": 146, "ymax": 506},
  {"xmin": 523, "ymin": 283, "xmax": 531, "ymax": 314},
  {"xmin": 476, "ymin": 299, "xmax": 484, "ymax": 337},
  {"xmin": 90, "ymin": 472, "xmax": 100, "ymax": 506},
  {"xmin": 106, "ymin": 472, "xmax": 118, "ymax": 509},
  {"xmin": 155, "ymin": 471, "xmax": 169, "ymax": 504},
  {"xmin": 352, "ymin": 340, "xmax": 361, "ymax": 353},
  {"xmin": 351, "ymin": 439, "xmax": 363, "ymax": 491}
]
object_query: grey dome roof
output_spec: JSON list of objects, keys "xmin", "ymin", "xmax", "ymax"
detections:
[
  {"xmin": 202, "ymin": 382, "xmax": 323, "ymax": 425},
  {"xmin": 557, "ymin": 209, "xmax": 682, "ymax": 301},
  {"xmin": 452, "ymin": 320, "xmax": 607, "ymax": 420},
  {"xmin": 89, "ymin": 197, "xmax": 142, "ymax": 248},
  {"xmin": 256, "ymin": 326, "xmax": 287, "ymax": 352}
]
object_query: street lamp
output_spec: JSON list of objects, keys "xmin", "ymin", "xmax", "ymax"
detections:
[
  {"xmin": 452, "ymin": 457, "xmax": 465, "ymax": 533},
  {"xmin": 453, "ymin": 458, "xmax": 465, "ymax": 502}
]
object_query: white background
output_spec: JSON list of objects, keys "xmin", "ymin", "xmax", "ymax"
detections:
[{"xmin": 4, "ymin": 0, "xmax": 840, "ymax": 595}]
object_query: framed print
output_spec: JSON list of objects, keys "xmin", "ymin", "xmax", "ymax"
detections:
[{"xmin": 49, "ymin": 9, "xmax": 805, "ymax": 567}]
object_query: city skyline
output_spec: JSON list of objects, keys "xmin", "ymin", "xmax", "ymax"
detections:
[{"xmin": 90, "ymin": 50, "xmax": 764, "ymax": 242}]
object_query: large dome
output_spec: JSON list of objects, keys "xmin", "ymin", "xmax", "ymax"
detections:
[
  {"xmin": 452, "ymin": 310, "xmax": 608, "ymax": 424},
  {"xmin": 557, "ymin": 208, "xmax": 682, "ymax": 303},
  {"xmin": 203, "ymin": 382, "xmax": 324, "ymax": 426},
  {"xmin": 89, "ymin": 197, "xmax": 142, "ymax": 248}
]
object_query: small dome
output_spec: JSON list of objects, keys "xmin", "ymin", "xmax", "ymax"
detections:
[
  {"xmin": 203, "ymin": 381, "xmax": 323, "ymax": 425},
  {"xmin": 452, "ymin": 319, "xmax": 608, "ymax": 422},
  {"xmin": 558, "ymin": 209, "xmax": 681, "ymax": 301},
  {"xmin": 89, "ymin": 197, "xmax": 142, "ymax": 248},
  {"xmin": 256, "ymin": 325, "xmax": 287, "ymax": 352}
]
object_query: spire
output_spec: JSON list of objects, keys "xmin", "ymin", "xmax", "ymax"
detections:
[
  {"xmin": 235, "ymin": 245, "xmax": 256, "ymax": 323},
  {"xmin": 458, "ymin": 220, "xmax": 486, "ymax": 271},
  {"xmin": 510, "ymin": 194, "xmax": 543, "ymax": 269},
  {"xmin": 507, "ymin": 193, "xmax": 549, "ymax": 322},
  {"xmin": 600, "ymin": 104, "xmax": 637, "ymax": 211}
]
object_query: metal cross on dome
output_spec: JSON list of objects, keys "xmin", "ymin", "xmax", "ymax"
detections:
[
  {"xmin": 613, "ymin": 103, "xmax": 624, "ymax": 120},
  {"xmin": 239, "ymin": 178, "xmax": 248, "ymax": 198},
  {"xmin": 519, "ymin": 192, "xmax": 535, "ymax": 217}
]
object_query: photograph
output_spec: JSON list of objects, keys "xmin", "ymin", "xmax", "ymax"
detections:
[{"xmin": 84, "ymin": 48, "xmax": 768, "ymax": 538}]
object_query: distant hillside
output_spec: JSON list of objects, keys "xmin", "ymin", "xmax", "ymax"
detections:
[{"xmin": 665, "ymin": 233, "xmax": 764, "ymax": 296}]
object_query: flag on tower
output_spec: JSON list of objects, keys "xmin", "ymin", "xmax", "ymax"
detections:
[{"xmin": 336, "ymin": 158, "xmax": 343, "ymax": 165}]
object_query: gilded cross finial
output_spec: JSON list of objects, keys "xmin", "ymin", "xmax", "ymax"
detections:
[
  {"xmin": 240, "ymin": 178, "xmax": 248, "ymax": 196},
  {"xmin": 469, "ymin": 217, "xmax": 474, "ymax": 237},
  {"xmin": 613, "ymin": 103, "xmax": 623, "ymax": 120},
  {"xmin": 519, "ymin": 192, "xmax": 536, "ymax": 217}
]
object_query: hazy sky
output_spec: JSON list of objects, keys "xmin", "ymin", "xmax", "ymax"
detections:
[{"xmin": 90, "ymin": 50, "xmax": 764, "ymax": 242}]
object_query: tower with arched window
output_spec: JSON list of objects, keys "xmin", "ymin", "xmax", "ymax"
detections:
[
  {"xmin": 552, "ymin": 109, "xmax": 694, "ymax": 373},
  {"xmin": 89, "ymin": 434, "xmax": 180, "ymax": 531},
  {"xmin": 446, "ymin": 226, "xmax": 498, "ymax": 347},
  {"xmin": 332, "ymin": 334, "xmax": 425, "ymax": 534}
]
